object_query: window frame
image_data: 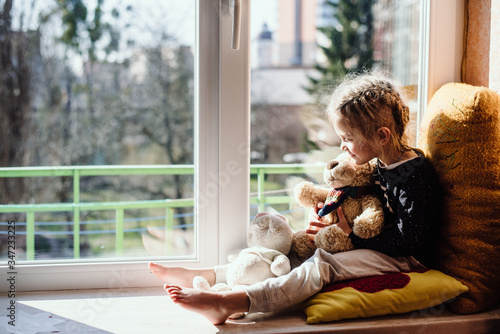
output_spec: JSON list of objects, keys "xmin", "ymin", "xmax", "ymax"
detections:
[{"xmin": 417, "ymin": 0, "xmax": 464, "ymax": 131}]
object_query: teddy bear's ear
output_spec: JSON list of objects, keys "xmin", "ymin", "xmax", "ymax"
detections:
[{"xmin": 326, "ymin": 160, "xmax": 339, "ymax": 170}]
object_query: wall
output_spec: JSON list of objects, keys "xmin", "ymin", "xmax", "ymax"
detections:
[
  {"xmin": 463, "ymin": 0, "xmax": 500, "ymax": 92},
  {"xmin": 490, "ymin": 0, "xmax": 500, "ymax": 91}
]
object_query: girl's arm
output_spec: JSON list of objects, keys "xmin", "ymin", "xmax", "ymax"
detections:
[
  {"xmin": 347, "ymin": 159, "xmax": 442, "ymax": 264},
  {"xmin": 335, "ymin": 207, "xmax": 352, "ymax": 235}
]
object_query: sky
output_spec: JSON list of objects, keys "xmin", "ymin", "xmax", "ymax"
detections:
[
  {"xmin": 11, "ymin": 0, "xmax": 279, "ymax": 72},
  {"xmin": 251, "ymin": 0, "xmax": 279, "ymax": 39},
  {"xmin": 13, "ymin": 0, "xmax": 277, "ymax": 46},
  {"xmin": 113, "ymin": 0, "xmax": 280, "ymax": 46},
  {"xmin": 131, "ymin": 0, "xmax": 280, "ymax": 44}
]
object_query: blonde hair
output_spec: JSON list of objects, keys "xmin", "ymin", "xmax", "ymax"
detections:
[{"xmin": 325, "ymin": 72, "xmax": 412, "ymax": 154}]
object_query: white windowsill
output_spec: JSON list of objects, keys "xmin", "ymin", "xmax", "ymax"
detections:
[
  {"xmin": 2, "ymin": 287, "xmax": 218, "ymax": 334},
  {"xmin": 2, "ymin": 286, "xmax": 499, "ymax": 334}
]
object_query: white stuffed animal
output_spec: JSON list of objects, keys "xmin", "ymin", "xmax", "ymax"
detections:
[{"xmin": 193, "ymin": 212, "xmax": 293, "ymax": 292}]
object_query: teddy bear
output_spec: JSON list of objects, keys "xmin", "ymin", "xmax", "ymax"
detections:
[
  {"xmin": 193, "ymin": 212, "xmax": 293, "ymax": 292},
  {"xmin": 291, "ymin": 151, "xmax": 384, "ymax": 260}
]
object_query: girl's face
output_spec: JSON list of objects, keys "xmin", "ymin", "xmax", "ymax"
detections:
[{"xmin": 333, "ymin": 116, "xmax": 378, "ymax": 165}]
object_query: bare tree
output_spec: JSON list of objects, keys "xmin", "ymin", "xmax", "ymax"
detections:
[
  {"xmin": 1, "ymin": 1, "xmax": 195, "ymax": 257},
  {"xmin": 123, "ymin": 41, "xmax": 194, "ymax": 225},
  {"xmin": 0, "ymin": 0, "xmax": 39, "ymax": 204}
]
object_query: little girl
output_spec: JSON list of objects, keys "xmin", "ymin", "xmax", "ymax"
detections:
[{"xmin": 149, "ymin": 73, "xmax": 443, "ymax": 325}]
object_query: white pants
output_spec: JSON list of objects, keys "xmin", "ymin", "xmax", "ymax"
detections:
[{"xmin": 240, "ymin": 248, "xmax": 425, "ymax": 313}]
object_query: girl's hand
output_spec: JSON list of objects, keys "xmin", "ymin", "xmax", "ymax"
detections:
[
  {"xmin": 306, "ymin": 203, "xmax": 329, "ymax": 235},
  {"xmin": 307, "ymin": 202, "xmax": 323, "ymax": 223},
  {"xmin": 336, "ymin": 207, "xmax": 353, "ymax": 235}
]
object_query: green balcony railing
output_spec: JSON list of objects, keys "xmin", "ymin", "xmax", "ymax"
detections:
[{"xmin": 0, "ymin": 164, "xmax": 322, "ymax": 260}]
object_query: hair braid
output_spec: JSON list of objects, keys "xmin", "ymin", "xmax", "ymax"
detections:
[{"xmin": 326, "ymin": 72, "xmax": 412, "ymax": 153}]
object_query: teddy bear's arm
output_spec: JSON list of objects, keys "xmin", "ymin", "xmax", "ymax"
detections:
[
  {"xmin": 314, "ymin": 224, "xmax": 354, "ymax": 253},
  {"xmin": 352, "ymin": 195, "xmax": 385, "ymax": 239},
  {"xmin": 294, "ymin": 181, "xmax": 330, "ymax": 208},
  {"xmin": 270, "ymin": 254, "xmax": 291, "ymax": 276}
]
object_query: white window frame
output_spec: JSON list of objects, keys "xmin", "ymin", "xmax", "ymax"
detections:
[
  {"xmin": 417, "ymin": 0, "xmax": 464, "ymax": 130},
  {"xmin": 0, "ymin": 0, "xmax": 464, "ymax": 292}
]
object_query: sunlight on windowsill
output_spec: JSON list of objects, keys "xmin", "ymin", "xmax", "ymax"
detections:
[
  {"xmin": 1, "ymin": 287, "xmax": 218, "ymax": 334},
  {"xmin": 3, "ymin": 286, "xmax": 499, "ymax": 334},
  {"xmin": 2, "ymin": 286, "xmax": 320, "ymax": 334}
]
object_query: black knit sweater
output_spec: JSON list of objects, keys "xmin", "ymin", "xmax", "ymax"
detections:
[{"xmin": 348, "ymin": 152, "xmax": 443, "ymax": 268}]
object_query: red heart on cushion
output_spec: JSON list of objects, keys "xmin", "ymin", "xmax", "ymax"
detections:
[{"xmin": 321, "ymin": 272, "xmax": 411, "ymax": 294}]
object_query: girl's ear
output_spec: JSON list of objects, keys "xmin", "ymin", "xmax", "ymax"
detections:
[{"xmin": 378, "ymin": 127, "xmax": 391, "ymax": 145}]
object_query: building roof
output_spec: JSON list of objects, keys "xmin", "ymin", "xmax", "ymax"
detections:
[{"xmin": 258, "ymin": 23, "xmax": 273, "ymax": 40}]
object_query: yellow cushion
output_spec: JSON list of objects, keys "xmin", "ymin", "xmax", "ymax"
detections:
[
  {"xmin": 418, "ymin": 83, "xmax": 500, "ymax": 314},
  {"xmin": 302, "ymin": 270, "xmax": 467, "ymax": 324}
]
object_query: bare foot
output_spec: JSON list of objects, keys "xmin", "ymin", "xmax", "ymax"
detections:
[
  {"xmin": 148, "ymin": 262, "xmax": 215, "ymax": 288},
  {"xmin": 164, "ymin": 284, "xmax": 249, "ymax": 325}
]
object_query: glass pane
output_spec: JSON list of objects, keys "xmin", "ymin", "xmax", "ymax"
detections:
[
  {"xmin": 0, "ymin": 0, "xmax": 196, "ymax": 262},
  {"xmin": 250, "ymin": 0, "xmax": 421, "ymax": 229}
]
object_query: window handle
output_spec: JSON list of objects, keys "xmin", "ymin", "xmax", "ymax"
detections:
[{"xmin": 230, "ymin": 0, "xmax": 241, "ymax": 50}]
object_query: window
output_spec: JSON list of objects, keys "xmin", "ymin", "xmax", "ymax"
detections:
[
  {"xmin": 248, "ymin": 0, "xmax": 427, "ymax": 230},
  {"xmin": 1, "ymin": 0, "xmax": 198, "ymax": 261},
  {"xmin": 0, "ymin": 0, "xmax": 463, "ymax": 291},
  {"xmin": 0, "ymin": 0, "xmax": 250, "ymax": 291}
]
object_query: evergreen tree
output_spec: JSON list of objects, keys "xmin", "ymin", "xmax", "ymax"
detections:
[{"xmin": 307, "ymin": 0, "xmax": 374, "ymax": 97}]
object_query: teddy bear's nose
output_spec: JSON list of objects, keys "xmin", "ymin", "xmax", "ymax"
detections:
[{"xmin": 326, "ymin": 160, "xmax": 339, "ymax": 170}]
